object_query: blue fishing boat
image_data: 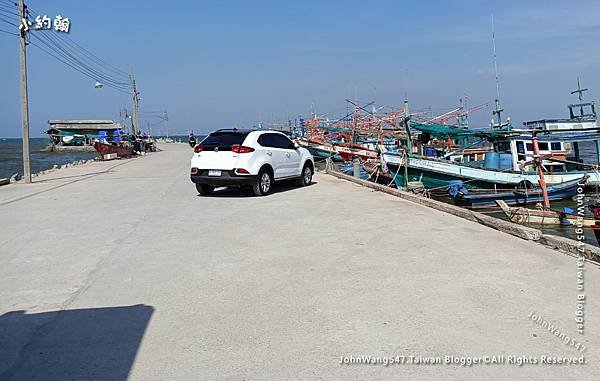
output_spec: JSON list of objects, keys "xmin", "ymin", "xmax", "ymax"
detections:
[{"xmin": 447, "ymin": 175, "xmax": 588, "ymax": 208}]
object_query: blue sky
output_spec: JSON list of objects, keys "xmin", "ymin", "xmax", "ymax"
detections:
[{"xmin": 1, "ymin": 0, "xmax": 600, "ymax": 137}]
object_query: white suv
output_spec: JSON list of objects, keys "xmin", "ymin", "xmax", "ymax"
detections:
[{"xmin": 190, "ymin": 129, "xmax": 315, "ymax": 196}]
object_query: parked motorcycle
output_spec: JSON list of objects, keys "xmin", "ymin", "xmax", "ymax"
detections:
[{"xmin": 188, "ymin": 134, "xmax": 197, "ymax": 148}]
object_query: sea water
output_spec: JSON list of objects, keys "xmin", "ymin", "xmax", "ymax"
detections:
[
  {"xmin": 0, "ymin": 135, "xmax": 199, "ymax": 179},
  {"xmin": 0, "ymin": 138, "xmax": 97, "ymax": 179}
]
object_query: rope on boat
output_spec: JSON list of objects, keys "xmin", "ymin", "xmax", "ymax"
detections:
[
  {"xmin": 387, "ymin": 162, "xmax": 402, "ymax": 187},
  {"xmin": 365, "ymin": 166, "xmax": 379, "ymax": 182},
  {"xmin": 544, "ymin": 157, "xmax": 600, "ymax": 169}
]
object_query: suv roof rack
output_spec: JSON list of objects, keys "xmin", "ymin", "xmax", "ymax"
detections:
[{"xmin": 213, "ymin": 128, "xmax": 257, "ymax": 133}]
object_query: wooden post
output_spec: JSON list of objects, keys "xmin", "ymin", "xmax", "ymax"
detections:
[
  {"xmin": 531, "ymin": 132, "xmax": 550, "ymax": 208},
  {"xmin": 130, "ymin": 71, "xmax": 139, "ymax": 136}
]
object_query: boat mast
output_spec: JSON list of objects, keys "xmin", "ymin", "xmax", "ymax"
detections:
[
  {"xmin": 403, "ymin": 96, "xmax": 412, "ymax": 151},
  {"xmin": 571, "ymin": 77, "xmax": 589, "ymax": 117},
  {"xmin": 491, "ymin": 14, "xmax": 504, "ymax": 128}
]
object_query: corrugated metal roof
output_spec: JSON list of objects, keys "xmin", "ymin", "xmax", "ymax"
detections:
[{"xmin": 47, "ymin": 120, "xmax": 121, "ymax": 130}]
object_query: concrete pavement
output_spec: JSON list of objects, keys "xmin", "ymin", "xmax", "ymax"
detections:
[{"xmin": 0, "ymin": 142, "xmax": 598, "ymax": 380}]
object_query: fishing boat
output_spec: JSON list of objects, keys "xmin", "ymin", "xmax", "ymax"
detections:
[
  {"xmin": 383, "ymin": 82, "xmax": 600, "ymax": 189},
  {"xmin": 334, "ymin": 143, "xmax": 379, "ymax": 161},
  {"xmin": 496, "ymin": 200, "xmax": 595, "ymax": 226},
  {"xmin": 298, "ymin": 99, "xmax": 408, "ymax": 164},
  {"xmin": 93, "ymin": 141, "xmax": 134, "ymax": 158},
  {"xmin": 297, "ymin": 138, "xmax": 343, "ymax": 161},
  {"xmin": 448, "ymin": 175, "xmax": 588, "ymax": 208},
  {"xmin": 494, "ymin": 125, "xmax": 594, "ymax": 226},
  {"xmin": 360, "ymin": 159, "xmax": 395, "ymax": 185}
]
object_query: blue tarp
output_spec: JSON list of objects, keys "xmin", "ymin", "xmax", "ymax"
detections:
[{"xmin": 447, "ymin": 180, "xmax": 469, "ymax": 198}]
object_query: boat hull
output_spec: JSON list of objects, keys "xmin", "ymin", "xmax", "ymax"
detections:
[
  {"xmin": 383, "ymin": 153, "xmax": 599, "ymax": 189},
  {"xmin": 93, "ymin": 142, "xmax": 134, "ymax": 157},
  {"xmin": 334, "ymin": 144, "xmax": 379, "ymax": 161},
  {"xmin": 496, "ymin": 200, "xmax": 596, "ymax": 226},
  {"xmin": 453, "ymin": 177, "xmax": 586, "ymax": 208}
]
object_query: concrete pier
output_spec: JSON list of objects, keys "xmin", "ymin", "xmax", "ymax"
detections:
[{"xmin": 0, "ymin": 143, "xmax": 598, "ymax": 380}]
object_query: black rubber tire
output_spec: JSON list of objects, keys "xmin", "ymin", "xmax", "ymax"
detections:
[
  {"xmin": 196, "ymin": 183, "xmax": 214, "ymax": 195},
  {"xmin": 517, "ymin": 180, "xmax": 534, "ymax": 190},
  {"xmin": 298, "ymin": 163, "xmax": 313, "ymax": 187},
  {"xmin": 253, "ymin": 168, "xmax": 273, "ymax": 196}
]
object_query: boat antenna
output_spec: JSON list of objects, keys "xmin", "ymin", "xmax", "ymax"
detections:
[
  {"xmin": 571, "ymin": 77, "xmax": 588, "ymax": 101},
  {"xmin": 491, "ymin": 14, "xmax": 504, "ymax": 127},
  {"xmin": 569, "ymin": 77, "xmax": 594, "ymax": 118}
]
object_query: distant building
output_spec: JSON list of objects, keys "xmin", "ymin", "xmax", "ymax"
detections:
[{"xmin": 46, "ymin": 120, "xmax": 125, "ymax": 147}]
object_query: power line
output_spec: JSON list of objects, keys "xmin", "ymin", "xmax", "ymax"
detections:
[
  {"xmin": 0, "ymin": 2, "xmax": 17, "ymax": 11},
  {"xmin": 0, "ymin": 8, "xmax": 17, "ymax": 17},
  {"xmin": 28, "ymin": 34, "xmax": 130, "ymax": 94},
  {"xmin": 0, "ymin": 27, "xmax": 17, "ymax": 35},
  {"xmin": 24, "ymin": 3, "xmax": 130, "ymax": 86},
  {"xmin": 0, "ymin": 14, "xmax": 17, "ymax": 26},
  {"xmin": 62, "ymin": 34, "xmax": 129, "ymax": 77},
  {"xmin": 33, "ymin": 30, "xmax": 130, "ymax": 88},
  {"xmin": 23, "ymin": 14, "xmax": 131, "ymax": 88},
  {"xmin": 36, "ymin": 25, "xmax": 130, "ymax": 82}
]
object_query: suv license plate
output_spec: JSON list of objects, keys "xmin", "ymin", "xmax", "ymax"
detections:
[{"xmin": 208, "ymin": 170, "xmax": 222, "ymax": 177}]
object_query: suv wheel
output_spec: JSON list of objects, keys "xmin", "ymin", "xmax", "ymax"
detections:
[
  {"xmin": 298, "ymin": 163, "xmax": 313, "ymax": 186},
  {"xmin": 196, "ymin": 183, "xmax": 214, "ymax": 196},
  {"xmin": 253, "ymin": 169, "xmax": 273, "ymax": 196}
]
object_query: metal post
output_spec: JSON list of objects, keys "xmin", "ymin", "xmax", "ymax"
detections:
[
  {"xmin": 353, "ymin": 158, "xmax": 360, "ymax": 179},
  {"xmin": 403, "ymin": 146, "xmax": 409, "ymax": 190},
  {"xmin": 18, "ymin": 0, "xmax": 31, "ymax": 183},
  {"xmin": 164, "ymin": 110, "xmax": 169, "ymax": 139}
]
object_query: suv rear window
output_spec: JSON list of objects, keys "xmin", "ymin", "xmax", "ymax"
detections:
[{"xmin": 200, "ymin": 132, "xmax": 247, "ymax": 149}]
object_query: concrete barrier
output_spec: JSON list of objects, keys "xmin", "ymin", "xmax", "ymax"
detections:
[{"xmin": 326, "ymin": 170, "xmax": 600, "ymax": 264}]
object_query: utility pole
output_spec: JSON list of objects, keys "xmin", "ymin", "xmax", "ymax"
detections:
[
  {"xmin": 18, "ymin": 0, "xmax": 31, "ymax": 183},
  {"xmin": 164, "ymin": 110, "xmax": 169, "ymax": 139},
  {"xmin": 130, "ymin": 71, "xmax": 140, "ymax": 136}
]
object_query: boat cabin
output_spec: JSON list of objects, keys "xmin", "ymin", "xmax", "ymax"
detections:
[
  {"xmin": 448, "ymin": 148, "xmax": 490, "ymax": 163},
  {"xmin": 491, "ymin": 93, "xmax": 600, "ymax": 173}
]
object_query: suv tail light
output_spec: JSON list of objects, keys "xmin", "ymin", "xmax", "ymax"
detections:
[
  {"xmin": 193, "ymin": 145, "xmax": 203, "ymax": 153},
  {"xmin": 191, "ymin": 167, "xmax": 198, "ymax": 174},
  {"xmin": 231, "ymin": 144, "xmax": 255, "ymax": 153},
  {"xmin": 235, "ymin": 168, "xmax": 249, "ymax": 174}
]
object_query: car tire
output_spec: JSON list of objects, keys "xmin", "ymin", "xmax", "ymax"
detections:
[
  {"xmin": 196, "ymin": 183, "xmax": 214, "ymax": 196},
  {"xmin": 298, "ymin": 162, "xmax": 313, "ymax": 187},
  {"xmin": 253, "ymin": 168, "xmax": 273, "ymax": 196}
]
